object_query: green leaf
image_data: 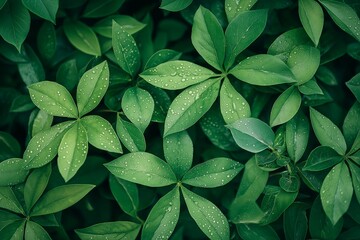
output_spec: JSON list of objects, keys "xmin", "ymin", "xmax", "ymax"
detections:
[
  {"xmin": 299, "ymin": 0, "xmax": 324, "ymax": 46},
  {"xmin": 93, "ymin": 15, "xmax": 145, "ymax": 38},
  {"xmin": 260, "ymin": 186, "xmax": 298, "ymax": 224},
  {"xmin": 0, "ymin": 186, "xmax": 24, "ymax": 214},
  {"xmin": 346, "ymin": 72, "xmax": 360, "ymax": 102},
  {"xmin": 81, "ymin": 115, "xmax": 122, "ymax": 153},
  {"xmin": 343, "ymin": 102, "xmax": 360, "ymax": 147},
  {"xmin": 57, "ymin": 121, "xmax": 88, "ymax": 182},
  {"xmin": 192, "ymin": 6, "xmax": 225, "ymax": 71},
  {"xmin": 83, "ymin": 0, "xmax": 125, "ymax": 18},
  {"xmin": 24, "ymin": 121, "xmax": 75, "ymax": 169},
  {"xmin": 298, "ymin": 78, "xmax": 324, "ymax": 95},
  {"xmin": 0, "ymin": 132, "xmax": 21, "ymax": 161},
  {"xmin": 0, "ymin": 210, "xmax": 21, "ymax": 230},
  {"xmin": 283, "ymin": 203, "xmax": 308, "ymax": 240},
  {"xmin": 116, "ymin": 115, "xmax": 146, "ymax": 152},
  {"xmin": 0, "ymin": 0, "xmax": 30, "ymax": 51},
  {"xmin": 160, "ymin": 0, "xmax": 192, "ymax": 11},
  {"xmin": 225, "ymin": 0, "xmax": 259, "ymax": 22},
  {"xmin": 319, "ymin": 0, "xmax": 360, "ymax": 42},
  {"xmin": 24, "ymin": 164, "xmax": 52, "ymax": 213},
  {"xmin": 22, "ymin": 0, "xmax": 58, "ymax": 23},
  {"xmin": 255, "ymin": 150, "xmax": 281, "ymax": 171},
  {"xmin": 30, "ymin": 184, "xmax": 95, "ymax": 216},
  {"xmin": 236, "ymin": 224, "xmax": 280, "ymax": 240},
  {"xmin": 104, "ymin": 152, "xmax": 177, "ymax": 187},
  {"xmin": 109, "ymin": 175, "xmax": 139, "ymax": 218},
  {"xmin": 25, "ymin": 221, "xmax": 51, "ymax": 240},
  {"xmin": 303, "ymin": 146, "xmax": 343, "ymax": 171},
  {"xmin": 270, "ymin": 86, "xmax": 302, "ymax": 127},
  {"xmin": 0, "ymin": 158, "xmax": 28, "ymax": 186},
  {"xmin": 181, "ymin": 187, "xmax": 230, "ymax": 240},
  {"xmin": 144, "ymin": 49, "xmax": 181, "ymax": 70},
  {"xmin": 320, "ymin": 162, "xmax": 353, "ymax": 225},
  {"xmin": 75, "ymin": 221, "xmax": 140, "ymax": 240},
  {"xmin": 10, "ymin": 94, "xmax": 34, "ymax": 113},
  {"xmin": 36, "ymin": 21, "xmax": 56, "ymax": 60},
  {"xmin": 230, "ymin": 54, "xmax": 296, "ymax": 86},
  {"xmin": 286, "ymin": 111, "xmax": 309, "ymax": 162},
  {"xmin": 338, "ymin": 226, "xmax": 360, "ymax": 240},
  {"xmin": 142, "ymin": 186, "xmax": 180, "ymax": 239},
  {"xmin": 0, "ymin": 0, "xmax": 6, "ymax": 9},
  {"xmin": 140, "ymin": 60, "xmax": 215, "ymax": 90},
  {"xmin": 227, "ymin": 118, "xmax": 275, "ymax": 153},
  {"xmin": 142, "ymin": 84, "xmax": 171, "ymax": 123},
  {"xmin": 63, "ymin": 20, "xmax": 101, "ymax": 56},
  {"xmin": 279, "ymin": 173, "xmax": 300, "ymax": 192},
  {"xmin": 224, "ymin": 9, "xmax": 267, "ymax": 69},
  {"xmin": 112, "ymin": 21, "xmax": 140, "ymax": 77},
  {"xmin": 164, "ymin": 79, "xmax": 221, "ymax": 136},
  {"xmin": 287, "ymin": 45, "xmax": 320, "ymax": 84},
  {"xmin": 121, "ymin": 87, "xmax": 154, "ymax": 132},
  {"xmin": 220, "ymin": 78, "xmax": 251, "ymax": 124},
  {"xmin": 182, "ymin": 157, "xmax": 243, "ymax": 188},
  {"xmin": 31, "ymin": 109, "xmax": 53, "ymax": 137},
  {"xmin": 310, "ymin": 107, "xmax": 347, "ymax": 155},
  {"xmin": 230, "ymin": 200, "xmax": 264, "ymax": 224},
  {"xmin": 348, "ymin": 161, "xmax": 360, "ymax": 204},
  {"xmin": 0, "ymin": 220, "xmax": 26, "ymax": 240},
  {"xmin": 17, "ymin": 45, "xmax": 45, "ymax": 85},
  {"xmin": 56, "ymin": 59, "xmax": 79, "ymax": 92},
  {"xmin": 28, "ymin": 81, "xmax": 78, "ymax": 118},
  {"xmin": 163, "ymin": 130, "xmax": 193, "ymax": 179}
]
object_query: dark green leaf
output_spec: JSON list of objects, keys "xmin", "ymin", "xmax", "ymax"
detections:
[
  {"xmin": 141, "ymin": 84, "xmax": 171, "ymax": 123},
  {"xmin": 298, "ymin": 78, "xmax": 324, "ymax": 95},
  {"xmin": 30, "ymin": 184, "xmax": 95, "ymax": 216},
  {"xmin": 348, "ymin": 161, "xmax": 360, "ymax": 204},
  {"xmin": 22, "ymin": 0, "xmax": 58, "ymax": 23},
  {"xmin": 0, "ymin": 132, "xmax": 21, "ymax": 161},
  {"xmin": 299, "ymin": 0, "xmax": 324, "ymax": 46},
  {"xmin": 286, "ymin": 111, "xmax": 309, "ymax": 162},
  {"xmin": 164, "ymin": 79, "xmax": 221, "ymax": 136},
  {"xmin": 10, "ymin": 94, "xmax": 34, "ymax": 113},
  {"xmin": 0, "ymin": 210, "xmax": 21, "ymax": 230},
  {"xmin": 0, "ymin": 158, "xmax": 28, "ymax": 186},
  {"xmin": 182, "ymin": 186, "xmax": 229, "ymax": 240},
  {"xmin": 56, "ymin": 59, "xmax": 79, "ymax": 92},
  {"xmin": 316, "ymin": 65, "xmax": 338, "ymax": 86},
  {"xmin": 142, "ymin": 186, "xmax": 180, "ymax": 239},
  {"xmin": 255, "ymin": 150, "xmax": 281, "ymax": 171},
  {"xmin": 37, "ymin": 21, "xmax": 56, "ymax": 60},
  {"xmin": 320, "ymin": 162, "xmax": 353, "ymax": 225},
  {"xmin": 144, "ymin": 49, "xmax": 181, "ymax": 70},
  {"xmin": 279, "ymin": 173, "xmax": 300, "ymax": 192},
  {"xmin": 0, "ymin": 187, "xmax": 24, "ymax": 214},
  {"xmin": 105, "ymin": 152, "xmax": 177, "ymax": 187},
  {"xmin": 17, "ymin": 45, "xmax": 45, "ymax": 85},
  {"xmin": 346, "ymin": 72, "xmax": 360, "ymax": 102},
  {"xmin": 227, "ymin": 118, "xmax": 275, "ymax": 153},
  {"xmin": 236, "ymin": 224, "xmax": 280, "ymax": 240},
  {"xmin": 140, "ymin": 60, "xmax": 215, "ymax": 90},
  {"xmin": 303, "ymin": 146, "xmax": 343, "ymax": 171},
  {"xmin": 81, "ymin": 115, "xmax": 122, "ymax": 153},
  {"xmin": 25, "ymin": 221, "xmax": 51, "ymax": 240},
  {"xmin": 283, "ymin": 203, "xmax": 308, "ymax": 240},
  {"xmin": 160, "ymin": 0, "xmax": 192, "ymax": 11},
  {"xmin": 0, "ymin": 220, "xmax": 25, "ymax": 240},
  {"xmin": 192, "ymin": 6, "xmax": 225, "ymax": 71},
  {"xmin": 64, "ymin": 20, "xmax": 101, "ymax": 56},
  {"xmin": 230, "ymin": 54, "xmax": 296, "ymax": 86},
  {"xmin": 343, "ymin": 102, "xmax": 360, "ymax": 147},
  {"xmin": 83, "ymin": 0, "xmax": 125, "ymax": 18},
  {"xmin": 116, "ymin": 115, "xmax": 146, "ymax": 153},
  {"xmin": 338, "ymin": 226, "xmax": 360, "ymax": 240},
  {"xmin": 225, "ymin": 0, "xmax": 259, "ymax": 22}
]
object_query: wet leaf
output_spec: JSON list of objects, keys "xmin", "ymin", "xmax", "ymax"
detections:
[
  {"xmin": 116, "ymin": 115, "xmax": 146, "ymax": 153},
  {"xmin": 93, "ymin": 15, "xmax": 145, "ymax": 37},
  {"xmin": 225, "ymin": 0, "xmax": 259, "ymax": 22},
  {"xmin": 299, "ymin": 0, "xmax": 324, "ymax": 46},
  {"xmin": 303, "ymin": 146, "xmax": 342, "ymax": 171},
  {"xmin": 0, "ymin": 158, "xmax": 29, "ymax": 186}
]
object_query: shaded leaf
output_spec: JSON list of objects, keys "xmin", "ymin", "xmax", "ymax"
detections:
[
  {"xmin": 83, "ymin": 0, "xmax": 125, "ymax": 18},
  {"xmin": 160, "ymin": 0, "xmax": 192, "ymax": 11},
  {"xmin": 94, "ymin": 15, "xmax": 145, "ymax": 38},
  {"xmin": 303, "ymin": 146, "xmax": 342, "ymax": 171},
  {"xmin": 0, "ymin": 187, "xmax": 24, "ymax": 214},
  {"xmin": 116, "ymin": 115, "xmax": 146, "ymax": 153},
  {"xmin": 0, "ymin": 158, "xmax": 29, "ymax": 186},
  {"xmin": 22, "ymin": 0, "xmax": 58, "ymax": 23},
  {"xmin": 25, "ymin": 221, "xmax": 51, "ymax": 240},
  {"xmin": 236, "ymin": 224, "xmax": 279, "ymax": 240}
]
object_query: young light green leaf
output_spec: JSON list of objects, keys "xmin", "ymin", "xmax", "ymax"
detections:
[
  {"xmin": 76, "ymin": 61, "xmax": 109, "ymax": 117},
  {"xmin": 24, "ymin": 164, "xmax": 52, "ymax": 213},
  {"xmin": 116, "ymin": 115, "xmax": 146, "ymax": 152},
  {"xmin": 24, "ymin": 121, "xmax": 75, "ymax": 169},
  {"xmin": 121, "ymin": 87, "xmax": 154, "ymax": 132},
  {"xmin": 160, "ymin": 0, "xmax": 192, "ymax": 11},
  {"xmin": 30, "ymin": 184, "xmax": 95, "ymax": 216},
  {"xmin": 299, "ymin": 0, "xmax": 324, "ymax": 46},
  {"xmin": 227, "ymin": 118, "xmax": 275, "ymax": 153},
  {"xmin": 163, "ymin": 130, "xmax": 193, "ymax": 179},
  {"xmin": 283, "ymin": 203, "xmax": 308, "ymax": 240},
  {"xmin": 22, "ymin": 0, "xmax": 58, "ymax": 24},
  {"xmin": 57, "ymin": 121, "xmax": 88, "ymax": 182},
  {"xmin": 182, "ymin": 186, "xmax": 229, "ymax": 240},
  {"xmin": 142, "ymin": 186, "xmax": 180, "ymax": 239},
  {"xmin": 63, "ymin": 20, "xmax": 101, "ymax": 56},
  {"xmin": 236, "ymin": 224, "xmax": 280, "ymax": 240},
  {"xmin": 109, "ymin": 175, "xmax": 139, "ymax": 218},
  {"xmin": 93, "ymin": 15, "xmax": 145, "ymax": 38},
  {"xmin": 82, "ymin": 0, "xmax": 125, "ymax": 18},
  {"xmin": 320, "ymin": 162, "xmax": 353, "ymax": 225},
  {"xmin": 287, "ymin": 45, "xmax": 320, "ymax": 84},
  {"xmin": 0, "ymin": 158, "xmax": 28, "ymax": 186},
  {"xmin": 346, "ymin": 72, "xmax": 360, "ymax": 103},
  {"xmin": 140, "ymin": 60, "xmax": 215, "ymax": 90},
  {"xmin": 0, "ymin": 0, "xmax": 30, "ymax": 51},
  {"xmin": 28, "ymin": 81, "xmax": 78, "ymax": 118},
  {"xmin": 0, "ymin": 220, "xmax": 26, "ymax": 240},
  {"xmin": 0, "ymin": 186, "xmax": 24, "ymax": 214},
  {"xmin": 25, "ymin": 221, "xmax": 51, "ymax": 240},
  {"xmin": 303, "ymin": 146, "xmax": 342, "ymax": 171},
  {"xmin": 270, "ymin": 86, "xmax": 302, "ymax": 127},
  {"xmin": 319, "ymin": 0, "xmax": 360, "ymax": 42},
  {"xmin": 225, "ymin": 0, "xmax": 258, "ymax": 22},
  {"xmin": 285, "ymin": 112, "xmax": 309, "ymax": 162},
  {"xmin": 230, "ymin": 54, "xmax": 297, "ymax": 86},
  {"xmin": 112, "ymin": 21, "xmax": 140, "ymax": 77},
  {"xmin": 298, "ymin": 78, "xmax": 324, "ymax": 95},
  {"xmin": 343, "ymin": 102, "xmax": 360, "ymax": 147},
  {"xmin": 37, "ymin": 21, "xmax": 56, "ymax": 61},
  {"xmin": 220, "ymin": 78, "xmax": 251, "ymax": 124},
  {"xmin": 310, "ymin": 107, "xmax": 347, "ymax": 155},
  {"xmin": 18, "ymin": 44, "xmax": 45, "ymax": 85},
  {"xmin": 164, "ymin": 79, "xmax": 221, "ymax": 136},
  {"xmin": 75, "ymin": 221, "xmax": 140, "ymax": 240},
  {"xmin": 104, "ymin": 152, "xmax": 177, "ymax": 187},
  {"xmin": 192, "ymin": 6, "xmax": 225, "ymax": 71},
  {"xmin": 182, "ymin": 157, "xmax": 243, "ymax": 188},
  {"xmin": 224, "ymin": 9, "xmax": 267, "ymax": 69},
  {"xmin": 81, "ymin": 115, "xmax": 122, "ymax": 153}
]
